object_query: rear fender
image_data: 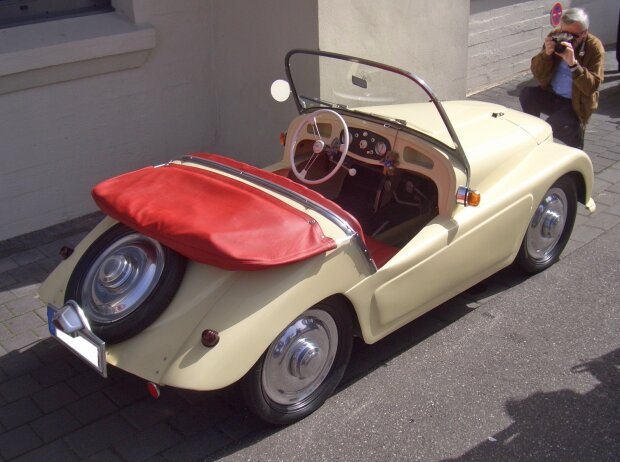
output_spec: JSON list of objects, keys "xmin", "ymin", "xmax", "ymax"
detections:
[
  {"xmin": 105, "ymin": 242, "xmax": 368, "ymax": 390},
  {"xmin": 38, "ymin": 216, "xmax": 118, "ymax": 307}
]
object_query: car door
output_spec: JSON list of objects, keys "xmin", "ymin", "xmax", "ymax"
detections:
[{"xmin": 347, "ymin": 191, "xmax": 533, "ymax": 343}]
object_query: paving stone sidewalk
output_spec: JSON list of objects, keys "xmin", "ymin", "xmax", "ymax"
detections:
[{"xmin": 0, "ymin": 48, "xmax": 617, "ymax": 461}]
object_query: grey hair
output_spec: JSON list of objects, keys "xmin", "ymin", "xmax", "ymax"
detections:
[{"xmin": 561, "ymin": 7, "xmax": 589, "ymax": 30}]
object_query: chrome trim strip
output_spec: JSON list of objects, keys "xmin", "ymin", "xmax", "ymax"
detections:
[{"xmin": 180, "ymin": 155, "xmax": 377, "ymax": 273}]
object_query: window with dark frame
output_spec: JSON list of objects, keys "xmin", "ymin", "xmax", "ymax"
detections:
[{"xmin": 0, "ymin": 0, "xmax": 113, "ymax": 29}]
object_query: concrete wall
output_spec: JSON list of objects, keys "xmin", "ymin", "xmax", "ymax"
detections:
[
  {"xmin": 318, "ymin": 0, "xmax": 470, "ymax": 100},
  {"xmin": 207, "ymin": 1, "xmax": 318, "ymax": 168},
  {"xmin": 572, "ymin": 0, "xmax": 619, "ymax": 44},
  {"xmin": 468, "ymin": 0, "xmax": 618, "ymax": 94},
  {"xmin": 0, "ymin": 0, "xmax": 214, "ymax": 240},
  {"xmin": 0, "ymin": 0, "xmax": 317, "ymax": 240},
  {"xmin": 0, "ymin": 0, "xmax": 474, "ymax": 241}
]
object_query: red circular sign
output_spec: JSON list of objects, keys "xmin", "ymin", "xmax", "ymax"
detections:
[{"xmin": 550, "ymin": 2, "xmax": 563, "ymax": 27}]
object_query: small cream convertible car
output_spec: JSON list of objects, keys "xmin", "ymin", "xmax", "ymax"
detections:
[{"xmin": 40, "ymin": 50, "xmax": 595, "ymax": 425}]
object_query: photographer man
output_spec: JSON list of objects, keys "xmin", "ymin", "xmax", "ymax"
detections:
[{"xmin": 519, "ymin": 8, "xmax": 604, "ymax": 149}]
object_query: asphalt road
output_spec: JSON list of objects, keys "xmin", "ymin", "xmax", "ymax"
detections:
[{"xmin": 213, "ymin": 222, "xmax": 620, "ymax": 462}]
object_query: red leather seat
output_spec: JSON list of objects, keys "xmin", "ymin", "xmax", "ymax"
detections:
[{"xmin": 365, "ymin": 237, "xmax": 399, "ymax": 269}]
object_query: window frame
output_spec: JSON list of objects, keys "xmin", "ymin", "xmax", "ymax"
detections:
[{"xmin": 0, "ymin": 0, "xmax": 113, "ymax": 29}]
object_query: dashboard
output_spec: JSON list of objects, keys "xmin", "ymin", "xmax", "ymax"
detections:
[{"xmin": 340, "ymin": 128, "xmax": 391, "ymax": 160}]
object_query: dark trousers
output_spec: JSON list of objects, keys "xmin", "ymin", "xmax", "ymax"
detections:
[{"xmin": 519, "ymin": 86, "xmax": 584, "ymax": 149}]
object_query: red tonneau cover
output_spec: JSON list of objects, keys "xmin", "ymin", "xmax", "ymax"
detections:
[{"xmin": 92, "ymin": 155, "xmax": 340, "ymax": 270}]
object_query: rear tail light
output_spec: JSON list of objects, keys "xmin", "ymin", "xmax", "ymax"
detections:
[
  {"xmin": 147, "ymin": 382, "xmax": 161, "ymax": 399},
  {"xmin": 60, "ymin": 246, "xmax": 74, "ymax": 259},
  {"xmin": 201, "ymin": 329, "xmax": 220, "ymax": 347}
]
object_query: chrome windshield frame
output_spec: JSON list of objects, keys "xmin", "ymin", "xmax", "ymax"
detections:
[{"xmin": 284, "ymin": 48, "xmax": 471, "ymax": 187}]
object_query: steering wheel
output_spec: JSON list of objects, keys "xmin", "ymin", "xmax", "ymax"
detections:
[{"xmin": 288, "ymin": 109, "xmax": 350, "ymax": 185}]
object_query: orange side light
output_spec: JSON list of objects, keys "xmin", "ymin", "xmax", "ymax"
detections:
[
  {"xmin": 279, "ymin": 132, "xmax": 287, "ymax": 146},
  {"xmin": 467, "ymin": 190, "xmax": 481, "ymax": 207}
]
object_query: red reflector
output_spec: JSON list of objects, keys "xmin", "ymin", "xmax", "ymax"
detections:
[
  {"xmin": 201, "ymin": 329, "xmax": 220, "ymax": 347},
  {"xmin": 59, "ymin": 246, "xmax": 74, "ymax": 259},
  {"xmin": 147, "ymin": 382, "xmax": 161, "ymax": 399}
]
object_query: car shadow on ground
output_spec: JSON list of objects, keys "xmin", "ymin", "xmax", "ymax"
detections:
[
  {"xmin": 440, "ymin": 347, "xmax": 620, "ymax": 462},
  {"xmin": 204, "ymin": 264, "xmax": 530, "ymax": 459},
  {"xmin": 505, "ymin": 77, "xmax": 537, "ymax": 98},
  {"xmin": 340, "ymin": 264, "xmax": 527, "ymax": 389},
  {"xmin": 0, "ymin": 263, "xmax": 530, "ymax": 460}
]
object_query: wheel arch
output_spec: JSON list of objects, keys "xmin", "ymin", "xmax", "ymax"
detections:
[
  {"xmin": 310, "ymin": 293, "xmax": 362, "ymax": 339},
  {"xmin": 104, "ymin": 242, "xmax": 369, "ymax": 391},
  {"xmin": 156, "ymin": 290, "xmax": 362, "ymax": 392},
  {"xmin": 565, "ymin": 170, "xmax": 587, "ymax": 206}
]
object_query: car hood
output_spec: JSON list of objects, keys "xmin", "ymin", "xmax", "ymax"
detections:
[
  {"xmin": 361, "ymin": 100, "xmax": 551, "ymax": 186},
  {"xmin": 358, "ymin": 100, "xmax": 551, "ymax": 148},
  {"xmin": 285, "ymin": 50, "xmax": 551, "ymax": 188}
]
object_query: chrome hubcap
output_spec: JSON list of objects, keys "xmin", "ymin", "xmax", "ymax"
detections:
[
  {"xmin": 99, "ymin": 255, "xmax": 133, "ymax": 289},
  {"xmin": 526, "ymin": 187, "xmax": 567, "ymax": 262},
  {"xmin": 262, "ymin": 309, "xmax": 338, "ymax": 407},
  {"xmin": 81, "ymin": 233, "xmax": 165, "ymax": 323}
]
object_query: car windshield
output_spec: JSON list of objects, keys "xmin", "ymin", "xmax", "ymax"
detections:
[{"xmin": 285, "ymin": 50, "xmax": 458, "ymax": 150}]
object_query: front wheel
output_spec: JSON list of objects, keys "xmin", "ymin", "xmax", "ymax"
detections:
[
  {"xmin": 516, "ymin": 176, "xmax": 577, "ymax": 274},
  {"xmin": 241, "ymin": 299, "xmax": 353, "ymax": 425}
]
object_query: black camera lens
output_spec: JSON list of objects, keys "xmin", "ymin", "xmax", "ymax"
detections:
[
  {"xmin": 554, "ymin": 42, "xmax": 567, "ymax": 53},
  {"xmin": 551, "ymin": 32, "xmax": 575, "ymax": 53}
]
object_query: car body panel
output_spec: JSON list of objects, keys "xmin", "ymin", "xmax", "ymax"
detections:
[{"xmin": 38, "ymin": 50, "xmax": 596, "ymax": 398}]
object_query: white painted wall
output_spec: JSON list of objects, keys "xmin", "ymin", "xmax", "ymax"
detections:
[
  {"xmin": 317, "ymin": 0, "xmax": 470, "ymax": 100},
  {"xmin": 206, "ymin": 0, "xmax": 318, "ymax": 168},
  {"xmin": 9, "ymin": 0, "xmax": 614, "ymax": 240},
  {"xmin": 468, "ymin": 0, "xmax": 618, "ymax": 94},
  {"xmin": 573, "ymin": 0, "xmax": 619, "ymax": 44},
  {"xmin": 0, "ymin": 1, "xmax": 215, "ymax": 240},
  {"xmin": 0, "ymin": 0, "xmax": 474, "ymax": 241}
]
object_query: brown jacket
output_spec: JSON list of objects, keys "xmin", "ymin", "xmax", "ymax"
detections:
[{"xmin": 531, "ymin": 31, "xmax": 605, "ymax": 125}]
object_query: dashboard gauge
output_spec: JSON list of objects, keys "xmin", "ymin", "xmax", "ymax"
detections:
[
  {"xmin": 375, "ymin": 141, "xmax": 387, "ymax": 157},
  {"xmin": 345, "ymin": 127, "xmax": 391, "ymax": 160},
  {"xmin": 341, "ymin": 131, "xmax": 353, "ymax": 144}
]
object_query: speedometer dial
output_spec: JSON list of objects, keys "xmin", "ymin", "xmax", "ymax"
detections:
[{"xmin": 376, "ymin": 141, "xmax": 387, "ymax": 157}]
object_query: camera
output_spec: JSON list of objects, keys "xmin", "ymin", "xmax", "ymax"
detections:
[{"xmin": 551, "ymin": 32, "xmax": 575, "ymax": 53}]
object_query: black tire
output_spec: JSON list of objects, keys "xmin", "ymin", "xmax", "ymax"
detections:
[
  {"xmin": 516, "ymin": 175, "xmax": 577, "ymax": 274},
  {"xmin": 241, "ymin": 298, "xmax": 353, "ymax": 425},
  {"xmin": 65, "ymin": 223, "xmax": 186, "ymax": 344}
]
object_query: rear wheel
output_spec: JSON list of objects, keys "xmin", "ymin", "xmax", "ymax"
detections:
[
  {"xmin": 65, "ymin": 223, "xmax": 186, "ymax": 343},
  {"xmin": 241, "ymin": 299, "xmax": 353, "ymax": 425},
  {"xmin": 517, "ymin": 176, "xmax": 577, "ymax": 274}
]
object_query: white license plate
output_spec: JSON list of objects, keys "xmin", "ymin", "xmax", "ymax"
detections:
[{"xmin": 47, "ymin": 304, "xmax": 107, "ymax": 377}]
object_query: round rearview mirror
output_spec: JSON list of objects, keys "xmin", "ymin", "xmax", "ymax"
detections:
[{"xmin": 271, "ymin": 79, "xmax": 291, "ymax": 102}]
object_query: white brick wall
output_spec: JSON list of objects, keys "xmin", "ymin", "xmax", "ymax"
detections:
[
  {"xmin": 468, "ymin": 0, "xmax": 619, "ymax": 95},
  {"xmin": 467, "ymin": 0, "xmax": 551, "ymax": 94}
]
